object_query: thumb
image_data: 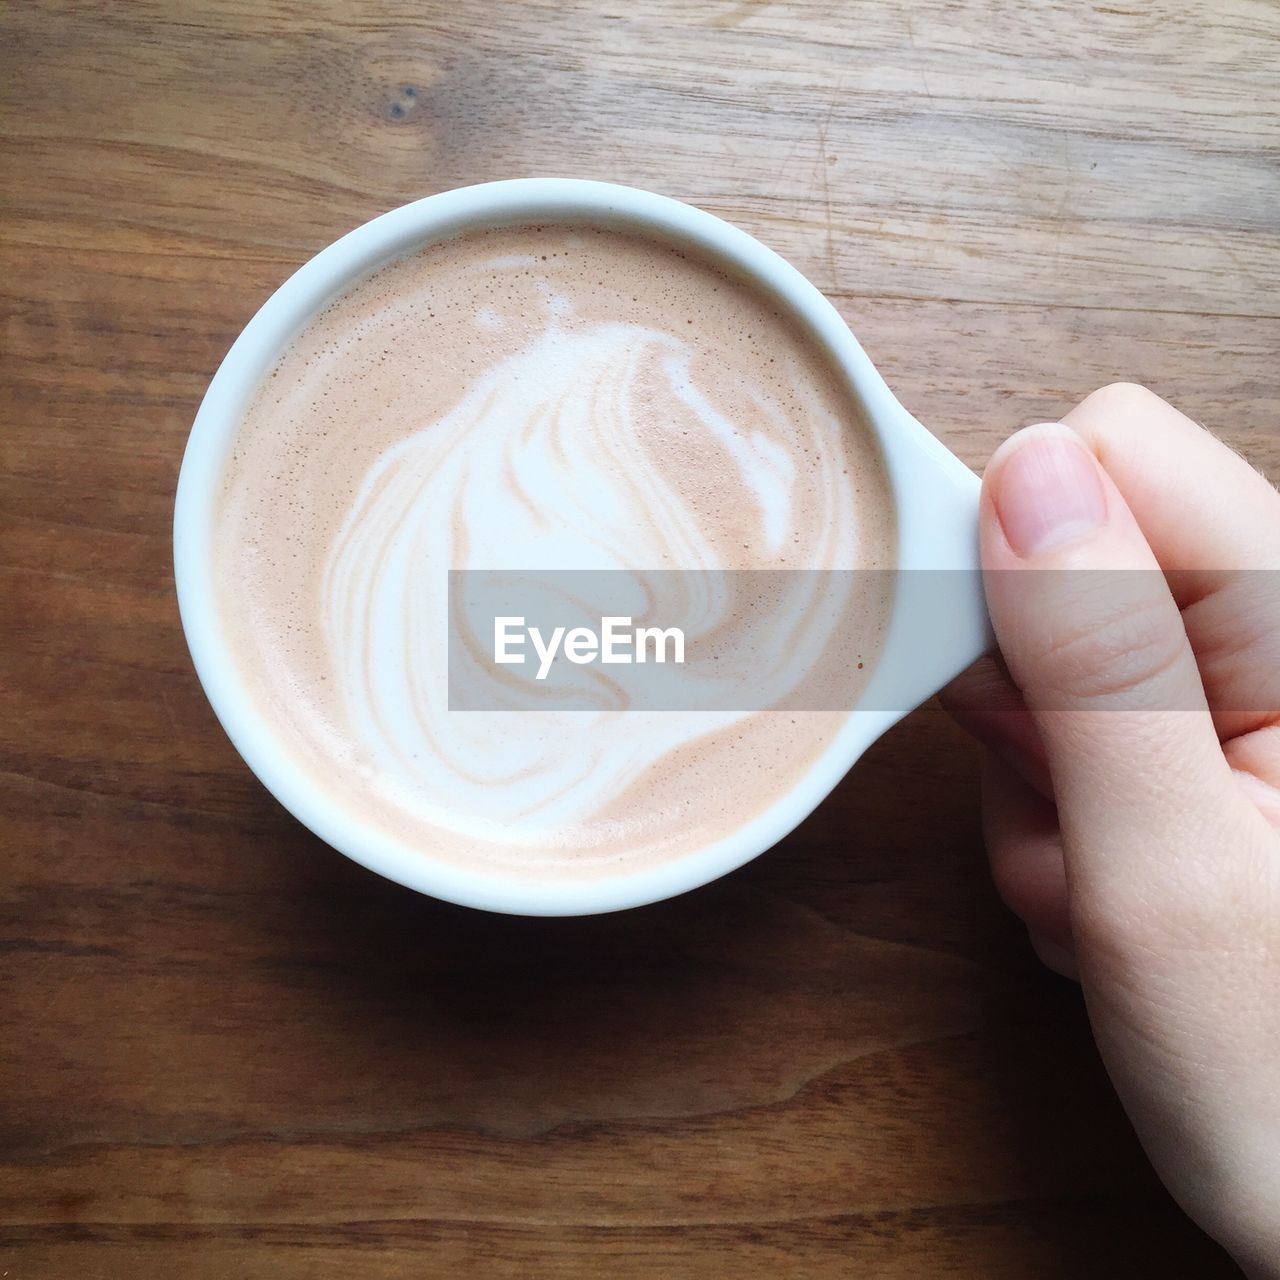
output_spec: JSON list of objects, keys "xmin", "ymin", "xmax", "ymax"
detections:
[{"xmin": 979, "ymin": 423, "xmax": 1253, "ymax": 919}]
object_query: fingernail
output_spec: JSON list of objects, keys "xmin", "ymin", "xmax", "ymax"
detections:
[{"xmin": 989, "ymin": 424, "xmax": 1108, "ymax": 558}]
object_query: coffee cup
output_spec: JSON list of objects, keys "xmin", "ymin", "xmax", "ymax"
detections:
[{"xmin": 174, "ymin": 179, "xmax": 992, "ymax": 914}]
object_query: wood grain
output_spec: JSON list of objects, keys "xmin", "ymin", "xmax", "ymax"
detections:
[{"xmin": 2, "ymin": 1, "xmax": 1276, "ymax": 1275}]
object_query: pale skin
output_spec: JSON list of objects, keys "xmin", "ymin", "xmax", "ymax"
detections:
[{"xmin": 940, "ymin": 384, "xmax": 1280, "ymax": 1277}]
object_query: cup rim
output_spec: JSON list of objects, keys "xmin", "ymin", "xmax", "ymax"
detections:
[{"xmin": 174, "ymin": 177, "xmax": 986, "ymax": 916}]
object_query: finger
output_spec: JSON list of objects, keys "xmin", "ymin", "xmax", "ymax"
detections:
[
  {"xmin": 980, "ymin": 422, "xmax": 1267, "ymax": 920},
  {"xmin": 1064, "ymin": 383, "xmax": 1280, "ymax": 579},
  {"xmin": 1064, "ymin": 384, "xmax": 1280, "ymax": 739},
  {"xmin": 1028, "ymin": 930, "xmax": 1080, "ymax": 981},
  {"xmin": 979, "ymin": 748, "xmax": 1071, "ymax": 952},
  {"xmin": 940, "ymin": 655, "xmax": 1053, "ymax": 799},
  {"xmin": 1225, "ymin": 725, "xmax": 1280, "ymax": 827}
]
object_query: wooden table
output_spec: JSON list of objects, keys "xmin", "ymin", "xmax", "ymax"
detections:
[{"xmin": 2, "ymin": 2, "xmax": 1275, "ymax": 1275}]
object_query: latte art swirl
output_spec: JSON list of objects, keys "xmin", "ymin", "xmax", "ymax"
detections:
[{"xmin": 214, "ymin": 225, "xmax": 895, "ymax": 876}]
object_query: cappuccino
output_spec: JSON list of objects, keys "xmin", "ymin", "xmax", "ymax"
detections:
[{"xmin": 213, "ymin": 224, "xmax": 896, "ymax": 877}]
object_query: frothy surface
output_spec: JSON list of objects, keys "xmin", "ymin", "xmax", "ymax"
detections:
[{"xmin": 214, "ymin": 224, "xmax": 896, "ymax": 878}]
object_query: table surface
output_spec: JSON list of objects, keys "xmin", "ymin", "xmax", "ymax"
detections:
[{"xmin": 2, "ymin": 2, "xmax": 1277, "ymax": 1276}]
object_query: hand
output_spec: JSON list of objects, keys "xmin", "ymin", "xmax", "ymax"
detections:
[{"xmin": 941, "ymin": 384, "xmax": 1280, "ymax": 1277}]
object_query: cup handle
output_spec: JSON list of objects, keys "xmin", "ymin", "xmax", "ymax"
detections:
[{"xmin": 860, "ymin": 413, "xmax": 995, "ymax": 719}]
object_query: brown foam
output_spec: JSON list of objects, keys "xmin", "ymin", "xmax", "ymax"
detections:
[{"xmin": 213, "ymin": 223, "xmax": 896, "ymax": 879}]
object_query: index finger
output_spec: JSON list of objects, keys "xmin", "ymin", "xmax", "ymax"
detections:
[{"xmin": 1062, "ymin": 383, "xmax": 1280, "ymax": 740}]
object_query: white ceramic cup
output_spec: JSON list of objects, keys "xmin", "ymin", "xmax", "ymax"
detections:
[{"xmin": 174, "ymin": 178, "xmax": 992, "ymax": 916}]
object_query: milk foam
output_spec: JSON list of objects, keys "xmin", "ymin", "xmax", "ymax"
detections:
[{"xmin": 214, "ymin": 225, "xmax": 896, "ymax": 877}]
